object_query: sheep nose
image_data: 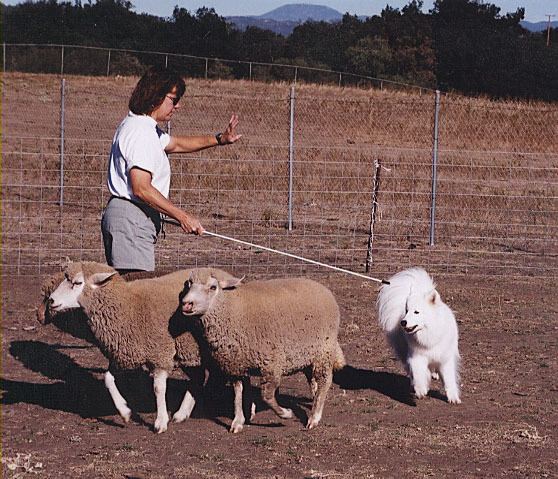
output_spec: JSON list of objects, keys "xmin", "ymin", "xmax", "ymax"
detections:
[
  {"xmin": 400, "ymin": 320, "xmax": 407, "ymax": 327},
  {"xmin": 182, "ymin": 301, "xmax": 193, "ymax": 313}
]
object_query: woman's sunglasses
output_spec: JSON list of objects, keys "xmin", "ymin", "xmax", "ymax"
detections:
[{"xmin": 166, "ymin": 94, "xmax": 180, "ymax": 106}]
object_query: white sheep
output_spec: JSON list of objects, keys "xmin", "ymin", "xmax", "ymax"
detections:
[
  {"xmin": 180, "ymin": 270, "xmax": 346, "ymax": 433},
  {"xmin": 47, "ymin": 261, "xmax": 235, "ymax": 433}
]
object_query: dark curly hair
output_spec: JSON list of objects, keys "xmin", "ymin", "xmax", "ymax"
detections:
[{"xmin": 128, "ymin": 65, "xmax": 186, "ymax": 115}]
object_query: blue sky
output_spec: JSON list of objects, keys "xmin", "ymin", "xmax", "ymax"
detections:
[{"xmin": 2, "ymin": 0, "xmax": 555, "ymax": 22}]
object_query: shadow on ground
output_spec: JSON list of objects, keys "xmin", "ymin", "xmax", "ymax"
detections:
[
  {"xmin": 334, "ymin": 365, "xmax": 414, "ymax": 405},
  {"xmin": 2, "ymin": 340, "xmax": 416, "ymax": 434}
]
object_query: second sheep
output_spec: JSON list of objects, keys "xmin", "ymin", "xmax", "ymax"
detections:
[{"xmin": 180, "ymin": 270, "xmax": 346, "ymax": 432}]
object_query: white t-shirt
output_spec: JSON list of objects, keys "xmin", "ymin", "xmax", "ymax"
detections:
[{"xmin": 107, "ymin": 112, "xmax": 172, "ymax": 200}]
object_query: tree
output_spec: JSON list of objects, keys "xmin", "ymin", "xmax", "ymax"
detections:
[
  {"xmin": 287, "ymin": 21, "xmax": 340, "ymax": 68},
  {"xmin": 346, "ymin": 36, "xmax": 393, "ymax": 77},
  {"xmin": 430, "ymin": 0, "xmax": 545, "ymax": 98},
  {"xmin": 236, "ymin": 26, "xmax": 285, "ymax": 63},
  {"xmin": 2, "ymin": 0, "xmax": 555, "ymax": 99}
]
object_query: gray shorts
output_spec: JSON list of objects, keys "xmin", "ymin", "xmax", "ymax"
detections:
[{"xmin": 101, "ymin": 197, "xmax": 161, "ymax": 272}]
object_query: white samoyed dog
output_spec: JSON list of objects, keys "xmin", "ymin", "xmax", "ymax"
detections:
[{"xmin": 377, "ymin": 267, "xmax": 461, "ymax": 404}]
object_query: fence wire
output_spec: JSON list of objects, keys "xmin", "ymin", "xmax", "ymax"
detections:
[
  {"xmin": 2, "ymin": 71, "xmax": 557, "ymax": 278},
  {"xmin": 3, "ymin": 43, "xmax": 433, "ymax": 94}
]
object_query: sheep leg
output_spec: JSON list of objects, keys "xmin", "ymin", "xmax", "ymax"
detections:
[
  {"xmin": 261, "ymin": 375, "xmax": 293, "ymax": 420},
  {"xmin": 246, "ymin": 378, "xmax": 256, "ymax": 422},
  {"xmin": 173, "ymin": 391, "xmax": 195, "ymax": 423},
  {"xmin": 104, "ymin": 369, "xmax": 132, "ymax": 423},
  {"xmin": 303, "ymin": 366, "xmax": 318, "ymax": 398},
  {"xmin": 173, "ymin": 368, "xmax": 205, "ymax": 423},
  {"xmin": 230, "ymin": 379, "xmax": 246, "ymax": 433},
  {"xmin": 250, "ymin": 400, "xmax": 257, "ymax": 422},
  {"xmin": 153, "ymin": 369, "xmax": 170, "ymax": 434},
  {"xmin": 306, "ymin": 366, "xmax": 333, "ymax": 430}
]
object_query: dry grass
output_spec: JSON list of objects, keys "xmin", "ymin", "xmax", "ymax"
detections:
[{"xmin": 2, "ymin": 72, "xmax": 557, "ymax": 277}]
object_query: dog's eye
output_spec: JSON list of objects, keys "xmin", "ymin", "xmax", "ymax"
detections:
[
  {"xmin": 210, "ymin": 285, "xmax": 217, "ymax": 291},
  {"xmin": 414, "ymin": 310, "xmax": 419, "ymax": 314}
]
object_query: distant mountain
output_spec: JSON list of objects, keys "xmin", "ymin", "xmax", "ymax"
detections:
[
  {"xmin": 226, "ymin": 3, "xmax": 344, "ymax": 36},
  {"xmin": 258, "ymin": 4, "xmax": 342, "ymax": 22},
  {"xmin": 520, "ymin": 20, "xmax": 558, "ymax": 32},
  {"xmin": 227, "ymin": 4, "xmax": 558, "ymax": 37},
  {"xmin": 226, "ymin": 16, "xmax": 301, "ymax": 36}
]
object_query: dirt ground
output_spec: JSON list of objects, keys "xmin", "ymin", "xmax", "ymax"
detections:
[{"xmin": 1, "ymin": 271, "xmax": 556, "ymax": 478}]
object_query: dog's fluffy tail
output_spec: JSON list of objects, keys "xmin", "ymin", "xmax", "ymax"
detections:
[{"xmin": 377, "ymin": 267, "xmax": 435, "ymax": 332}]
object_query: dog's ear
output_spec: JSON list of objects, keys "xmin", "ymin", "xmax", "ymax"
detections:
[{"xmin": 428, "ymin": 290, "xmax": 440, "ymax": 305}]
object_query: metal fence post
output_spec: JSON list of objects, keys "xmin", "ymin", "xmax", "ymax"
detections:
[
  {"xmin": 366, "ymin": 159, "xmax": 382, "ymax": 272},
  {"xmin": 106, "ymin": 49, "xmax": 111, "ymax": 76},
  {"xmin": 288, "ymin": 85, "xmax": 296, "ymax": 231},
  {"xmin": 60, "ymin": 78, "xmax": 66, "ymax": 208},
  {"xmin": 429, "ymin": 90, "xmax": 441, "ymax": 246},
  {"xmin": 3, "ymin": 43, "xmax": 6, "ymax": 72},
  {"xmin": 249, "ymin": 62, "xmax": 252, "ymax": 81},
  {"xmin": 205, "ymin": 58, "xmax": 208, "ymax": 79},
  {"xmin": 60, "ymin": 45, "xmax": 64, "ymax": 75}
]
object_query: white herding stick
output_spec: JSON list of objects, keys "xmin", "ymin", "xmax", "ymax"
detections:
[{"xmin": 164, "ymin": 218, "xmax": 390, "ymax": 284}]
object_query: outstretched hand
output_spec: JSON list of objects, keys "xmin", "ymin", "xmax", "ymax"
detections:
[{"xmin": 219, "ymin": 114, "xmax": 242, "ymax": 145}]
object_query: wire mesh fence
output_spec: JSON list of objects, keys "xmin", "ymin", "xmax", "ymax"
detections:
[
  {"xmin": 3, "ymin": 43, "xmax": 433, "ymax": 94},
  {"xmin": 2, "ymin": 69, "xmax": 557, "ymax": 279}
]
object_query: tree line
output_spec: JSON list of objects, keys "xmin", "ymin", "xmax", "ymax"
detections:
[{"xmin": 2, "ymin": 0, "xmax": 557, "ymax": 101}]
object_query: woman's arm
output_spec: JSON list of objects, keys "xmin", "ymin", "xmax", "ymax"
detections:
[
  {"xmin": 129, "ymin": 167, "xmax": 204, "ymax": 235},
  {"xmin": 165, "ymin": 114, "xmax": 242, "ymax": 154}
]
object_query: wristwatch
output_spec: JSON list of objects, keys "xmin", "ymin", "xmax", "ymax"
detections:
[{"xmin": 215, "ymin": 132, "xmax": 224, "ymax": 145}]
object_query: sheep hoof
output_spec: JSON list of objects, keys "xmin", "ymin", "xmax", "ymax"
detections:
[
  {"xmin": 447, "ymin": 395, "xmax": 462, "ymax": 404},
  {"xmin": 279, "ymin": 408, "xmax": 293, "ymax": 419},
  {"xmin": 305, "ymin": 417, "xmax": 320, "ymax": 430},
  {"xmin": 230, "ymin": 422, "xmax": 244, "ymax": 434},
  {"xmin": 154, "ymin": 417, "xmax": 169, "ymax": 434},
  {"xmin": 172, "ymin": 412, "xmax": 189, "ymax": 423},
  {"xmin": 120, "ymin": 408, "xmax": 132, "ymax": 424},
  {"xmin": 155, "ymin": 424, "xmax": 168, "ymax": 434}
]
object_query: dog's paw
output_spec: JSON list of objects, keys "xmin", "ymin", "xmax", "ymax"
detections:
[
  {"xmin": 447, "ymin": 395, "xmax": 461, "ymax": 404},
  {"xmin": 413, "ymin": 388, "xmax": 429, "ymax": 399}
]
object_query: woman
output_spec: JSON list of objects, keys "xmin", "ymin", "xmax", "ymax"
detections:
[{"xmin": 102, "ymin": 65, "xmax": 241, "ymax": 273}]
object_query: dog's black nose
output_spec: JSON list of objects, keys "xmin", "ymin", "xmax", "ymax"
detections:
[
  {"xmin": 48, "ymin": 297, "xmax": 54, "ymax": 305},
  {"xmin": 400, "ymin": 320, "xmax": 407, "ymax": 327}
]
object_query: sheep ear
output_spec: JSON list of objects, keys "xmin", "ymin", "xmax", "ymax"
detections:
[
  {"xmin": 219, "ymin": 276, "xmax": 244, "ymax": 290},
  {"xmin": 90, "ymin": 272, "xmax": 117, "ymax": 289}
]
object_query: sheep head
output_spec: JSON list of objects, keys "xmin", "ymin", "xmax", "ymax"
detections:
[
  {"xmin": 49, "ymin": 262, "xmax": 118, "ymax": 313},
  {"xmin": 180, "ymin": 270, "xmax": 242, "ymax": 316}
]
